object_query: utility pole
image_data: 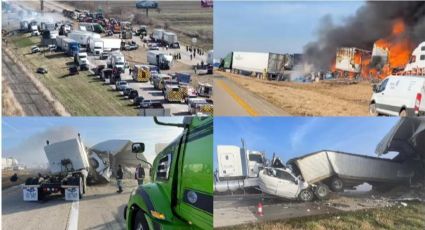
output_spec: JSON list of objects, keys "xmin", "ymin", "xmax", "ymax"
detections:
[{"xmin": 40, "ymin": 0, "xmax": 44, "ymax": 13}]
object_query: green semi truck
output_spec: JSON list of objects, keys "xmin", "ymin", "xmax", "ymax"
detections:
[{"xmin": 124, "ymin": 116, "xmax": 213, "ymax": 230}]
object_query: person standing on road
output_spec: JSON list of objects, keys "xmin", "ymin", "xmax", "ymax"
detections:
[
  {"xmin": 116, "ymin": 165, "xmax": 123, "ymax": 193},
  {"xmin": 135, "ymin": 164, "xmax": 145, "ymax": 185}
]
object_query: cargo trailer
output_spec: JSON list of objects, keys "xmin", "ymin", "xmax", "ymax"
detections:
[{"xmin": 68, "ymin": 30, "xmax": 101, "ymax": 47}]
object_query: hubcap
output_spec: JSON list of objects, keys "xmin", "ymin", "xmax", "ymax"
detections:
[
  {"xmin": 333, "ymin": 180, "xmax": 342, "ymax": 189},
  {"xmin": 318, "ymin": 187, "xmax": 327, "ymax": 197}
]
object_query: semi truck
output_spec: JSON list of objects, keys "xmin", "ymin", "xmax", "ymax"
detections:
[
  {"xmin": 335, "ymin": 47, "xmax": 372, "ymax": 78},
  {"xmin": 225, "ymin": 51, "xmax": 301, "ymax": 79},
  {"xmin": 107, "ymin": 52, "xmax": 125, "ymax": 72},
  {"xmin": 68, "ymin": 30, "xmax": 101, "ymax": 47},
  {"xmin": 147, "ymin": 51, "xmax": 173, "ymax": 70},
  {"xmin": 125, "ymin": 116, "xmax": 213, "ymax": 230},
  {"xmin": 102, "ymin": 38, "xmax": 121, "ymax": 52},
  {"xmin": 214, "ymin": 144, "xmax": 265, "ymax": 193},
  {"xmin": 259, "ymin": 150, "xmax": 418, "ymax": 201},
  {"xmin": 162, "ymin": 31, "xmax": 179, "ymax": 48},
  {"xmin": 151, "ymin": 28, "xmax": 164, "ymax": 42},
  {"xmin": 56, "ymin": 36, "xmax": 80, "ymax": 56},
  {"xmin": 88, "ymin": 38, "xmax": 104, "ymax": 55},
  {"xmin": 23, "ymin": 137, "xmax": 90, "ymax": 201}
]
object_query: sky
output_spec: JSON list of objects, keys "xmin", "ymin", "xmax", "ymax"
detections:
[
  {"xmin": 2, "ymin": 117, "xmax": 183, "ymax": 167},
  {"xmin": 213, "ymin": 117, "xmax": 399, "ymax": 169},
  {"xmin": 214, "ymin": 0, "xmax": 365, "ymax": 58}
]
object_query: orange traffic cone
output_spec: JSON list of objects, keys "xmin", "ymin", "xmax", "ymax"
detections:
[{"xmin": 257, "ymin": 202, "xmax": 264, "ymax": 216}]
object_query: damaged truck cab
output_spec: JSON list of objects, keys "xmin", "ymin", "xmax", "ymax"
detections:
[{"xmin": 125, "ymin": 117, "xmax": 213, "ymax": 230}]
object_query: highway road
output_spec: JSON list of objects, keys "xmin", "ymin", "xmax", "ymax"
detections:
[
  {"xmin": 214, "ymin": 74, "xmax": 288, "ymax": 116},
  {"xmin": 2, "ymin": 50, "xmax": 58, "ymax": 116},
  {"xmin": 2, "ymin": 180, "xmax": 137, "ymax": 230}
]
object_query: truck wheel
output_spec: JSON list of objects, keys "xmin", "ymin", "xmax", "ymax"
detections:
[
  {"xmin": 330, "ymin": 177, "xmax": 344, "ymax": 192},
  {"xmin": 314, "ymin": 183, "xmax": 330, "ymax": 200},
  {"xmin": 79, "ymin": 177, "xmax": 84, "ymax": 199},
  {"xmin": 369, "ymin": 103, "xmax": 378, "ymax": 116},
  {"xmin": 298, "ymin": 189, "xmax": 314, "ymax": 202},
  {"xmin": 133, "ymin": 210, "xmax": 149, "ymax": 230}
]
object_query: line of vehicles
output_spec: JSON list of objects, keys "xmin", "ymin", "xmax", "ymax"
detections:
[{"xmin": 214, "ymin": 118, "xmax": 425, "ymax": 201}]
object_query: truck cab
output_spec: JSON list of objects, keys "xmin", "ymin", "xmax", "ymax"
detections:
[
  {"xmin": 405, "ymin": 42, "xmax": 425, "ymax": 72},
  {"xmin": 75, "ymin": 52, "xmax": 89, "ymax": 70},
  {"xmin": 125, "ymin": 117, "xmax": 213, "ymax": 230}
]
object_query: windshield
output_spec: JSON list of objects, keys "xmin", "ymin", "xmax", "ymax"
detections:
[{"xmin": 249, "ymin": 154, "xmax": 263, "ymax": 163}]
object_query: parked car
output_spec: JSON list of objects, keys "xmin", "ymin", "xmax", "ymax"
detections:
[
  {"xmin": 128, "ymin": 89, "xmax": 139, "ymax": 99},
  {"xmin": 100, "ymin": 52, "xmax": 109, "ymax": 60},
  {"xmin": 69, "ymin": 66, "xmax": 79, "ymax": 75},
  {"xmin": 116, "ymin": 80, "xmax": 129, "ymax": 91},
  {"xmin": 48, "ymin": 44, "xmax": 57, "ymax": 51},
  {"xmin": 31, "ymin": 46, "xmax": 40, "ymax": 53},
  {"xmin": 123, "ymin": 87, "xmax": 133, "ymax": 97},
  {"xmin": 369, "ymin": 75, "xmax": 425, "ymax": 116},
  {"xmin": 140, "ymin": 99, "xmax": 155, "ymax": 108},
  {"xmin": 36, "ymin": 67, "xmax": 48, "ymax": 74},
  {"xmin": 132, "ymin": 96, "xmax": 144, "ymax": 106}
]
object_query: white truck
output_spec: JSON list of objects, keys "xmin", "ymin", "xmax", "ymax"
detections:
[
  {"xmin": 108, "ymin": 52, "xmax": 125, "ymax": 72},
  {"xmin": 163, "ymin": 31, "xmax": 179, "ymax": 48},
  {"xmin": 259, "ymin": 150, "xmax": 417, "ymax": 201},
  {"xmin": 369, "ymin": 42, "xmax": 425, "ymax": 116},
  {"xmin": 88, "ymin": 38, "xmax": 104, "ymax": 55},
  {"xmin": 23, "ymin": 138, "xmax": 90, "ymax": 201},
  {"xmin": 152, "ymin": 28, "xmax": 164, "ymax": 42},
  {"xmin": 102, "ymin": 38, "xmax": 121, "ymax": 52},
  {"xmin": 75, "ymin": 52, "xmax": 89, "ymax": 70},
  {"xmin": 214, "ymin": 144, "xmax": 265, "ymax": 192},
  {"xmin": 68, "ymin": 30, "xmax": 101, "ymax": 47},
  {"xmin": 232, "ymin": 51, "xmax": 269, "ymax": 76},
  {"xmin": 147, "ymin": 50, "xmax": 173, "ymax": 70}
]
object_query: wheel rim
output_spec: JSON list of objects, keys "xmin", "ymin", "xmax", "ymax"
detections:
[
  {"xmin": 317, "ymin": 186, "xmax": 327, "ymax": 197},
  {"xmin": 301, "ymin": 190, "xmax": 311, "ymax": 201},
  {"xmin": 369, "ymin": 104, "xmax": 376, "ymax": 115},
  {"xmin": 332, "ymin": 180, "xmax": 343, "ymax": 190}
]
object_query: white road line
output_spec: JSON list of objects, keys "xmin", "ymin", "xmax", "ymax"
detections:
[{"xmin": 66, "ymin": 200, "xmax": 79, "ymax": 230}]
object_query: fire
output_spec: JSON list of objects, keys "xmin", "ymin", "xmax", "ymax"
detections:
[{"xmin": 332, "ymin": 19, "xmax": 415, "ymax": 80}]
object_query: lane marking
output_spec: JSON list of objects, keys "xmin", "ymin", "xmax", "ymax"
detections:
[
  {"xmin": 215, "ymin": 79, "xmax": 259, "ymax": 116},
  {"xmin": 66, "ymin": 200, "xmax": 79, "ymax": 230}
]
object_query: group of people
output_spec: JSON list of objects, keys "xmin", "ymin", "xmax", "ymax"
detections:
[{"xmin": 116, "ymin": 163, "xmax": 145, "ymax": 193}]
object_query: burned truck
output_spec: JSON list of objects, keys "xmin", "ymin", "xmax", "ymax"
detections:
[
  {"xmin": 259, "ymin": 150, "xmax": 420, "ymax": 202},
  {"xmin": 335, "ymin": 47, "xmax": 371, "ymax": 79}
]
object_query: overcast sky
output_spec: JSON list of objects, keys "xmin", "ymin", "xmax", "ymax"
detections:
[
  {"xmin": 214, "ymin": 117, "xmax": 399, "ymax": 169},
  {"xmin": 2, "ymin": 117, "xmax": 183, "ymax": 167},
  {"xmin": 214, "ymin": 0, "xmax": 365, "ymax": 58}
]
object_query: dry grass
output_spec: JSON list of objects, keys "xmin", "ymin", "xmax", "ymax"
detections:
[
  {"xmin": 2, "ymin": 80, "xmax": 25, "ymax": 116},
  {"xmin": 220, "ymin": 202, "xmax": 425, "ymax": 230},
  {"xmin": 219, "ymin": 71, "xmax": 372, "ymax": 116}
]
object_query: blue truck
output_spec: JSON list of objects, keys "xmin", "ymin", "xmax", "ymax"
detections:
[{"xmin": 56, "ymin": 36, "xmax": 80, "ymax": 56}]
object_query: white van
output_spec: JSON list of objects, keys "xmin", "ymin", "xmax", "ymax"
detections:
[{"xmin": 370, "ymin": 75, "xmax": 425, "ymax": 116}]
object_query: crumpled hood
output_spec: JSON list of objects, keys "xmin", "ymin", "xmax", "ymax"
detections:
[{"xmin": 376, "ymin": 118, "xmax": 425, "ymax": 158}]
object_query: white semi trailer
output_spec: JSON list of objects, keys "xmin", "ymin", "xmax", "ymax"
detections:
[{"xmin": 68, "ymin": 30, "xmax": 101, "ymax": 47}]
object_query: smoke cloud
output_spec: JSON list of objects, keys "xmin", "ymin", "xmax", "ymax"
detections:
[
  {"xmin": 4, "ymin": 126, "xmax": 79, "ymax": 168},
  {"xmin": 304, "ymin": 1, "xmax": 425, "ymax": 71}
]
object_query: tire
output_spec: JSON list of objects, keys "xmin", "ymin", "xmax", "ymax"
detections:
[
  {"xmin": 330, "ymin": 177, "xmax": 344, "ymax": 192},
  {"xmin": 79, "ymin": 177, "xmax": 83, "ymax": 199},
  {"xmin": 369, "ymin": 102, "xmax": 378, "ymax": 116},
  {"xmin": 298, "ymin": 189, "xmax": 314, "ymax": 202},
  {"xmin": 314, "ymin": 183, "xmax": 330, "ymax": 200},
  {"xmin": 133, "ymin": 209, "xmax": 149, "ymax": 230},
  {"xmin": 399, "ymin": 109, "xmax": 407, "ymax": 117}
]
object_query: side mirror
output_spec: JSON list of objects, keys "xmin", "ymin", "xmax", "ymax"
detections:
[
  {"xmin": 372, "ymin": 84, "xmax": 379, "ymax": 93},
  {"xmin": 132, "ymin": 143, "xmax": 145, "ymax": 153}
]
